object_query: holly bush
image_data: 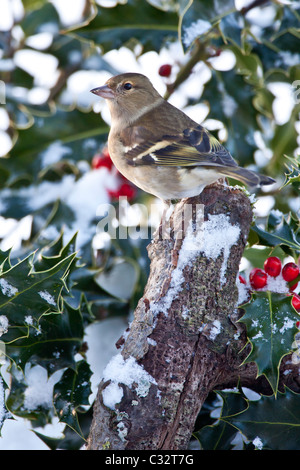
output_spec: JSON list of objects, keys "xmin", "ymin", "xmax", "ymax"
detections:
[{"xmin": 0, "ymin": 0, "xmax": 299, "ymax": 450}]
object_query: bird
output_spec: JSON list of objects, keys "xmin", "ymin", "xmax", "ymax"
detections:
[{"xmin": 90, "ymin": 72, "xmax": 275, "ymax": 201}]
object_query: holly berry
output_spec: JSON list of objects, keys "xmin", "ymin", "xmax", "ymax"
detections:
[
  {"xmin": 249, "ymin": 268, "xmax": 268, "ymax": 289},
  {"xmin": 92, "ymin": 149, "xmax": 113, "ymax": 171},
  {"xmin": 292, "ymin": 294, "xmax": 300, "ymax": 312},
  {"xmin": 282, "ymin": 262, "xmax": 300, "ymax": 282},
  {"xmin": 108, "ymin": 182, "xmax": 136, "ymax": 201},
  {"xmin": 290, "ymin": 282, "xmax": 298, "ymax": 292},
  {"xmin": 158, "ymin": 64, "xmax": 172, "ymax": 77},
  {"xmin": 264, "ymin": 256, "xmax": 281, "ymax": 277},
  {"xmin": 239, "ymin": 275, "xmax": 246, "ymax": 285}
]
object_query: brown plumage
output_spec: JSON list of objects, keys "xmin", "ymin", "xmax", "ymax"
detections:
[{"xmin": 91, "ymin": 73, "xmax": 275, "ymax": 200}]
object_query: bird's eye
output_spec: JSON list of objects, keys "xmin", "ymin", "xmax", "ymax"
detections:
[{"xmin": 123, "ymin": 82, "xmax": 133, "ymax": 90}]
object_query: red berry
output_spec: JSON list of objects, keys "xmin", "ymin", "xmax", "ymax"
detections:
[
  {"xmin": 296, "ymin": 320, "xmax": 300, "ymax": 329},
  {"xmin": 292, "ymin": 294, "xmax": 300, "ymax": 312},
  {"xmin": 249, "ymin": 268, "xmax": 268, "ymax": 289},
  {"xmin": 158, "ymin": 64, "xmax": 172, "ymax": 77},
  {"xmin": 92, "ymin": 150, "xmax": 113, "ymax": 171},
  {"xmin": 239, "ymin": 275, "xmax": 246, "ymax": 285},
  {"xmin": 264, "ymin": 256, "xmax": 281, "ymax": 277},
  {"xmin": 282, "ymin": 262, "xmax": 300, "ymax": 282},
  {"xmin": 108, "ymin": 183, "xmax": 136, "ymax": 201},
  {"xmin": 290, "ymin": 282, "xmax": 298, "ymax": 291}
]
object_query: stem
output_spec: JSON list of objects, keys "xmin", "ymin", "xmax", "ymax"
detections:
[
  {"xmin": 164, "ymin": 40, "xmax": 208, "ymax": 100},
  {"xmin": 240, "ymin": 0, "xmax": 270, "ymax": 15}
]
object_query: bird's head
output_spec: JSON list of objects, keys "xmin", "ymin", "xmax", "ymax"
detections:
[{"xmin": 90, "ymin": 73, "xmax": 163, "ymax": 124}]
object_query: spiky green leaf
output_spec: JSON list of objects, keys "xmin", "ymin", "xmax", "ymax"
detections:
[{"xmin": 239, "ymin": 292, "xmax": 299, "ymax": 393}]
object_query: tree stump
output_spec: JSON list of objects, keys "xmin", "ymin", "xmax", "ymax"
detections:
[{"xmin": 86, "ymin": 183, "xmax": 298, "ymax": 450}]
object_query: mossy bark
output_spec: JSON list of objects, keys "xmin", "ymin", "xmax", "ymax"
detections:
[{"xmin": 86, "ymin": 184, "xmax": 298, "ymax": 450}]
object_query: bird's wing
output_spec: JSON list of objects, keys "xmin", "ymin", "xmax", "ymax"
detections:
[{"xmin": 120, "ymin": 125, "xmax": 238, "ymax": 169}]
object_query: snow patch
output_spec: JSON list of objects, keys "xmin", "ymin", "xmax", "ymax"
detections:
[
  {"xmin": 0, "ymin": 377, "xmax": 8, "ymax": 429},
  {"xmin": 261, "ymin": 274, "xmax": 289, "ymax": 294},
  {"xmin": 102, "ymin": 353, "xmax": 157, "ymax": 410},
  {"xmin": 209, "ymin": 320, "xmax": 222, "ymax": 341},
  {"xmin": 279, "ymin": 317, "xmax": 294, "ymax": 334},
  {"xmin": 0, "ymin": 278, "xmax": 18, "ymax": 297},
  {"xmin": 151, "ymin": 212, "xmax": 240, "ymax": 317},
  {"xmin": 23, "ymin": 364, "xmax": 62, "ymax": 411},
  {"xmin": 253, "ymin": 436, "xmax": 263, "ymax": 450},
  {"xmin": 38, "ymin": 290, "xmax": 56, "ymax": 306},
  {"xmin": 182, "ymin": 19, "xmax": 211, "ymax": 47},
  {"xmin": 236, "ymin": 275, "xmax": 250, "ymax": 305},
  {"xmin": 0, "ymin": 316, "xmax": 9, "ymax": 337}
]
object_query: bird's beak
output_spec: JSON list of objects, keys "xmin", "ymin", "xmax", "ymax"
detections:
[{"xmin": 90, "ymin": 85, "xmax": 115, "ymax": 99}]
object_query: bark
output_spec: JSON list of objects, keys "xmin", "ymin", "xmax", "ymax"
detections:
[{"xmin": 86, "ymin": 184, "xmax": 300, "ymax": 451}]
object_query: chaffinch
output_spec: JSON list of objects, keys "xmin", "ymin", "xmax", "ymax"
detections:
[{"xmin": 91, "ymin": 73, "xmax": 274, "ymax": 200}]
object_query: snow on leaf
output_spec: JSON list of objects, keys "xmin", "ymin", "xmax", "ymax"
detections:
[
  {"xmin": 239, "ymin": 292, "xmax": 300, "ymax": 394},
  {"xmin": 0, "ymin": 250, "xmax": 76, "ymax": 328},
  {"xmin": 53, "ymin": 360, "xmax": 92, "ymax": 437}
]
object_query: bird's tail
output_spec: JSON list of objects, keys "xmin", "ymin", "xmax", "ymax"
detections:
[{"xmin": 219, "ymin": 166, "xmax": 275, "ymax": 188}]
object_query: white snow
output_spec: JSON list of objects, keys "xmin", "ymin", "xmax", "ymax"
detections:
[
  {"xmin": 38, "ymin": 290, "xmax": 56, "ymax": 306},
  {"xmin": 0, "ymin": 215, "xmax": 32, "ymax": 252},
  {"xmin": 279, "ymin": 317, "xmax": 295, "ymax": 334},
  {"xmin": 0, "ymin": 168, "xmax": 120, "ymax": 251},
  {"xmin": 102, "ymin": 353, "xmax": 157, "ymax": 410},
  {"xmin": 23, "ymin": 364, "xmax": 63, "ymax": 411},
  {"xmin": 0, "ymin": 315, "xmax": 9, "ymax": 336},
  {"xmin": 252, "ymin": 331, "xmax": 264, "ymax": 340},
  {"xmin": 14, "ymin": 50, "xmax": 60, "ymax": 89},
  {"xmin": 0, "ymin": 377, "xmax": 7, "ymax": 429},
  {"xmin": 0, "ymin": 278, "xmax": 18, "ymax": 297},
  {"xmin": 151, "ymin": 211, "xmax": 241, "ymax": 317},
  {"xmin": 41, "ymin": 141, "xmax": 72, "ymax": 167},
  {"xmin": 209, "ymin": 320, "xmax": 222, "ymax": 340},
  {"xmin": 102, "ymin": 382, "xmax": 123, "ymax": 410},
  {"xmin": 201, "ymin": 214, "xmax": 240, "ymax": 284},
  {"xmin": 24, "ymin": 316, "xmax": 33, "ymax": 325},
  {"xmin": 261, "ymin": 274, "xmax": 289, "ymax": 294},
  {"xmin": 253, "ymin": 436, "xmax": 263, "ymax": 450},
  {"xmin": 236, "ymin": 275, "xmax": 249, "ymax": 305},
  {"xmin": 182, "ymin": 19, "xmax": 212, "ymax": 48}
]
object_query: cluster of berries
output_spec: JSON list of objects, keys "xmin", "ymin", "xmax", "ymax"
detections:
[
  {"xmin": 91, "ymin": 148, "xmax": 136, "ymax": 201},
  {"xmin": 239, "ymin": 256, "xmax": 300, "ymax": 312}
]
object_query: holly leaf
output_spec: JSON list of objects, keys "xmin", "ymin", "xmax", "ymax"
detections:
[
  {"xmin": 179, "ymin": 0, "xmax": 237, "ymax": 50},
  {"xmin": 0, "ymin": 107, "xmax": 108, "ymax": 190},
  {"xmin": 282, "ymin": 155, "xmax": 300, "ymax": 188},
  {"xmin": 33, "ymin": 406, "xmax": 93, "ymax": 450},
  {"xmin": 239, "ymin": 292, "xmax": 299, "ymax": 394},
  {"xmin": 68, "ymin": 0, "xmax": 178, "ymax": 53},
  {"xmin": 195, "ymin": 389, "xmax": 248, "ymax": 450},
  {"xmin": 0, "ymin": 240, "xmax": 86, "ymax": 373},
  {"xmin": 0, "ymin": 251, "xmax": 75, "ymax": 326},
  {"xmin": 225, "ymin": 388, "xmax": 300, "ymax": 450},
  {"xmin": 5, "ymin": 299, "xmax": 86, "ymax": 373},
  {"xmin": 53, "ymin": 360, "xmax": 92, "ymax": 437},
  {"xmin": 250, "ymin": 211, "xmax": 300, "ymax": 254}
]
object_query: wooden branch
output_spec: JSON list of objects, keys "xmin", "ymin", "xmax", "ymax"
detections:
[{"xmin": 86, "ymin": 184, "xmax": 298, "ymax": 451}]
